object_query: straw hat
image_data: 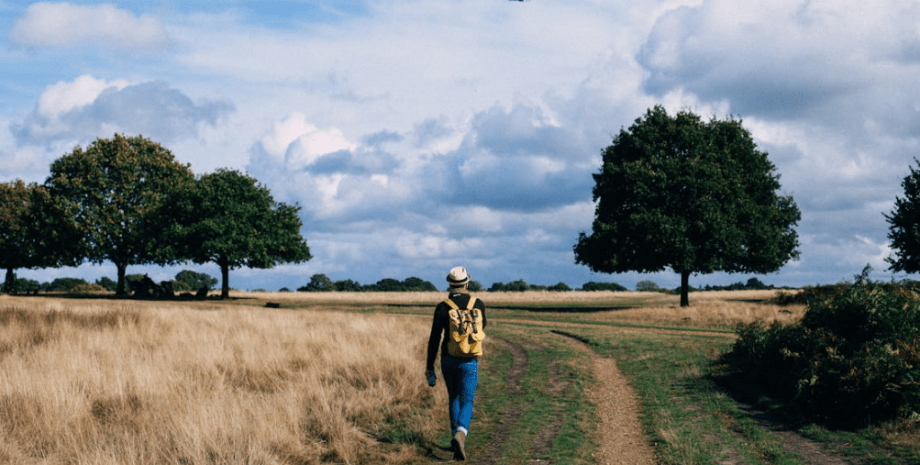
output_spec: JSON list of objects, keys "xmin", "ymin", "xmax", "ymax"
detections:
[{"xmin": 447, "ymin": 266, "xmax": 470, "ymax": 287}]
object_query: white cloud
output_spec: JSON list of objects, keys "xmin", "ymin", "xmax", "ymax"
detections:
[
  {"xmin": 36, "ymin": 74, "xmax": 129, "ymax": 118},
  {"xmin": 10, "ymin": 2, "xmax": 170, "ymax": 51},
  {"xmin": 12, "ymin": 76, "xmax": 233, "ymax": 148}
]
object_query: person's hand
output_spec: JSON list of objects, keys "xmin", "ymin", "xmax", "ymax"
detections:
[{"xmin": 425, "ymin": 369, "xmax": 437, "ymax": 387}]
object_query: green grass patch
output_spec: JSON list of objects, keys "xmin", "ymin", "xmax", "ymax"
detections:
[
  {"xmin": 559, "ymin": 328, "xmax": 808, "ymax": 465},
  {"xmin": 467, "ymin": 324, "xmax": 596, "ymax": 464}
]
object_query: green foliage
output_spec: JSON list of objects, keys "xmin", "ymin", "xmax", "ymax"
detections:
[
  {"xmin": 574, "ymin": 105, "xmax": 800, "ymax": 306},
  {"xmin": 174, "ymin": 270, "xmax": 217, "ymax": 292},
  {"xmin": 47, "ymin": 277, "xmax": 89, "ymax": 292},
  {"xmin": 399, "ymin": 277, "xmax": 438, "ymax": 292},
  {"xmin": 467, "ymin": 280, "xmax": 483, "ymax": 292},
  {"xmin": 722, "ymin": 275, "xmax": 920, "ymax": 428},
  {"xmin": 886, "ymin": 158, "xmax": 920, "ymax": 273},
  {"xmin": 579, "ymin": 281, "xmax": 628, "ymax": 292},
  {"xmin": 0, "ymin": 180, "xmax": 80, "ymax": 292},
  {"xmin": 546, "ymin": 282, "xmax": 572, "ymax": 292},
  {"xmin": 297, "ymin": 275, "xmax": 438, "ymax": 292},
  {"xmin": 167, "ymin": 168, "xmax": 312, "ymax": 299},
  {"xmin": 301, "ymin": 273, "xmax": 334, "ymax": 292},
  {"xmin": 10, "ymin": 278, "xmax": 45, "ymax": 294},
  {"xmin": 489, "ymin": 279, "xmax": 530, "ymax": 292},
  {"xmin": 702, "ymin": 277, "xmax": 778, "ymax": 291},
  {"xmin": 45, "ymin": 134, "xmax": 195, "ymax": 295},
  {"xmin": 95, "ymin": 276, "xmax": 117, "ymax": 292},
  {"xmin": 634, "ymin": 280, "xmax": 662, "ymax": 292},
  {"xmin": 332, "ymin": 279, "xmax": 363, "ymax": 292}
]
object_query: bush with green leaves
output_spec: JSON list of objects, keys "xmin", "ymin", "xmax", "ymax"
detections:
[
  {"xmin": 634, "ymin": 280, "xmax": 662, "ymax": 292},
  {"xmin": 721, "ymin": 273, "xmax": 920, "ymax": 428},
  {"xmin": 47, "ymin": 277, "xmax": 89, "ymax": 292},
  {"xmin": 174, "ymin": 270, "xmax": 217, "ymax": 292},
  {"xmin": 580, "ymin": 281, "xmax": 628, "ymax": 292}
]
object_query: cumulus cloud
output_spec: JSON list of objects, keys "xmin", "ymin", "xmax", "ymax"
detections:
[
  {"xmin": 11, "ymin": 75, "xmax": 233, "ymax": 147},
  {"xmin": 10, "ymin": 2, "xmax": 170, "ymax": 52},
  {"xmin": 638, "ymin": 0, "xmax": 920, "ymax": 122}
]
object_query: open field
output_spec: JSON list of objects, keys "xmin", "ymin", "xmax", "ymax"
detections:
[{"xmin": 0, "ymin": 289, "xmax": 915, "ymax": 464}]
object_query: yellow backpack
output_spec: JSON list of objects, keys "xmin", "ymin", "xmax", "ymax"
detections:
[{"xmin": 444, "ymin": 297, "xmax": 485, "ymax": 358}]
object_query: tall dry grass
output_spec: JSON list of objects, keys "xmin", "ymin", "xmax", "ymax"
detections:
[{"xmin": 0, "ymin": 295, "xmax": 441, "ymax": 464}]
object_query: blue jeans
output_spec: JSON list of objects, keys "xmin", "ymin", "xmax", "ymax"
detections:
[{"xmin": 440, "ymin": 354, "xmax": 478, "ymax": 434}]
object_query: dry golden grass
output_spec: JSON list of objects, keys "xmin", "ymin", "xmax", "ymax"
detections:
[
  {"xmin": 242, "ymin": 289, "xmax": 804, "ymax": 329},
  {"xmin": 0, "ymin": 295, "xmax": 442, "ymax": 464}
]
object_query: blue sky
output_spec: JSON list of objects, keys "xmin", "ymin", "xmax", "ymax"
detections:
[{"xmin": 2, "ymin": 0, "xmax": 920, "ymax": 291}]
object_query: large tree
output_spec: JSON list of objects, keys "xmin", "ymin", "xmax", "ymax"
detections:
[
  {"xmin": 0, "ymin": 180, "xmax": 80, "ymax": 293},
  {"xmin": 169, "ymin": 168, "xmax": 312, "ymax": 299},
  {"xmin": 574, "ymin": 106, "xmax": 800, "ymax": 306},
  {"xmin": 45, "ymin": 134, "xmax": 194, "ymax": 295},
  {"xmin": 885, "ymin": 159, "xmax": 920, "ymax": 273}
]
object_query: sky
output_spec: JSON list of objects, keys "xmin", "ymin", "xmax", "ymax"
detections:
[{"xmin": 2, "ymin": 0, "xmax": 920, "ymax": 292}]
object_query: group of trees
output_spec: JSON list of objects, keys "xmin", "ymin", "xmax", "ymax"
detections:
[
  {"xmin": 0, "ymin": 134, "xmax": 311, "ymax": 299},
  {"xmin": 297, "ymin": 274, "xmax": 439, "ymax": 292},
  {"xmin": 11, "ymin": 107, "xmax": 920, "ymax": 305},
  {"xmin": 7, "ymin": 269, "xmax": 219, "ymax": 295}
]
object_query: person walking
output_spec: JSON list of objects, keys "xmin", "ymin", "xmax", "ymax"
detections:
[{"xmin": 426, "ymin": 266, "xmax": 487, "ymax": 461}]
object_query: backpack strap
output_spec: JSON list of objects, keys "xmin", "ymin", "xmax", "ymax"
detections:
[{"xmin": 444, "ymin": 297, "xmax": 477, "ymax": 310}]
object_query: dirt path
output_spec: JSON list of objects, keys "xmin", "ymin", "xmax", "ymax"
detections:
[
  {"xmin": 491, "ymin": 326, "xmax": 858, "ymax": 465},
  {"xmin": 556, "ymin": 333, "xmax": 657, "ymax": 465}
]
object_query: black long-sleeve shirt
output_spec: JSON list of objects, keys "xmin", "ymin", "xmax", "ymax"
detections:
[{"xmin": 426, "ymin": 289, "xmax": 488, "ymax": 371}]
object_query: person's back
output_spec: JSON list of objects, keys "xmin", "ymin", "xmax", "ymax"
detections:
[{"xmin": 425, "ymin": 266, "xmax": 487, "ymax": 461}]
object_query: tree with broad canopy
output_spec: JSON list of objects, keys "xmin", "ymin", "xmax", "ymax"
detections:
[
  {"xmin": 574, "ymin": 106, "xmax": 800, "ymax": 306},
  {"xmin": 0, "ymin": 180, "xmax": 81, "ymax": 293},
  {"xmin": 45, "ymin": 134, "xmax": 194, "ymax": 296},
  {"xmin": 167, "ymin": 168, "xmax": 312, "ymax": 299}
]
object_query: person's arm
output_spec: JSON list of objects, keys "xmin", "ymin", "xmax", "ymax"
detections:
[
  {"xmin": 426, "ymin": 306, "xmax": 444, "ymax": 372},
  {"xmin": 476, "ymin": 299, "xmax": 487, "ymax": 329}
]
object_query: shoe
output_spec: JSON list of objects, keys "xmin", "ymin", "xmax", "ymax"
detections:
[{"xmin": 451, "ymin": 431, "xmax": 466, "ymax": 461}]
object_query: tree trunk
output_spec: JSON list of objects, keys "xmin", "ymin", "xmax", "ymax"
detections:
[
  {"xmin": 116, "ymin": 265, "xmax": 127, "ymax": 296},
  {"xmin": 680, "ymin": 270, "xmax": 690, "ymax": 307},
  {"xmin": 3, "ymin": 268, "xmax": 14, "ymax": 294},
  {"xmin": 221, "ymin": 262, "xmax": 230, "ymax": 300}
]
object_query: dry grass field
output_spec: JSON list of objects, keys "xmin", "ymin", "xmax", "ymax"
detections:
[
  {"xmin": 0, "ymin": 295, "xmax": 441, "ymax": 464},
  {"xmin": 0, "ymin": 289, "xmax": 804, "ymax": 464}
]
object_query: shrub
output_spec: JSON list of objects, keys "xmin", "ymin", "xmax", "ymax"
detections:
[
  {"xmin": 47, "ymin": 277, "xmax": 89, "ymax": 292},
  {"xmin": 174, "ymin": 270, "xmax": 217, "ymax": 292},
  {"xmin": 489, "ymin": 279, "xmax": 530, "ymax": 292},
  {"xmin": 71, "ymin": 283, "xmax": 107, "ymax": 294},
  {"xmin": 721, "ymin": 275, "xmax": 920, "ymax": 428},
  {"xmin": 95, "ymin": 277, "xmax": 118, "ymax": 292},
  {"xmin": 580, "ymin": 281, "xmax": 628, "ymax": 292},
  {"xmin": 634, "ymin": 280, "xmax": 662, "ymax": 292}
]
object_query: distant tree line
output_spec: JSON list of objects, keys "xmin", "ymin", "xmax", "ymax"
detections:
[
  {"xmin": 0, "ymin": 134, "xmax": 311, "ymax": 299},
  {"xmin": 297, "ymin": 274, "xmax": 440, "ymax": 292},
  {"xmin": 6, "ymin": 269, "xmax": 220, "ymax": 296}
]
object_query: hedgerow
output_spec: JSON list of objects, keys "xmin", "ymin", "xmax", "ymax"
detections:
[{"xmin": 720, "ymin": 270, "xmax": 920, "ymax": 428}]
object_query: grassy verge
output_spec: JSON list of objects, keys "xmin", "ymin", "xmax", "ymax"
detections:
[
  {"xmin": 467, "ymin": 323, "xmax": 596, "ymax": 464},
  {"xmin": 557, "ymin": 326, "xmax": 920, "ymax": 465}
]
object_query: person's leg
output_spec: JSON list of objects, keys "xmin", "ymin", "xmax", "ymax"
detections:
[
  {"xmin": 440, "ymin": 355, "xmax": 461, "ymax": 433},
  {"xmin": 454, "ymin": 358, "xmax": 478, "ymax": 435}
]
